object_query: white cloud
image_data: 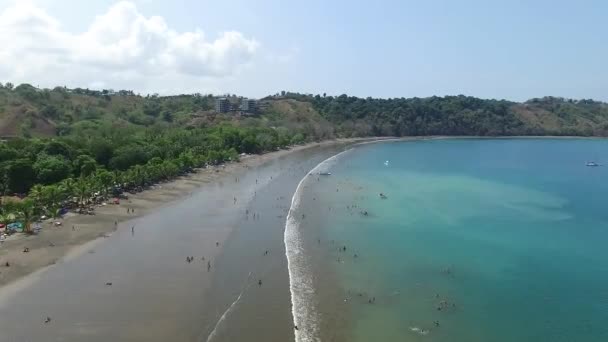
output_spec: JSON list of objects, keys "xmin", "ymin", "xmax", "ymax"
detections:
[{"xmin": 0, "ymin": 1, "xmax": 259, "ymax": 93}]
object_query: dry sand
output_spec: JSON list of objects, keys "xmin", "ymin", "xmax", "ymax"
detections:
[{"xmin": 0, "ymin": 139, "xmax": 364, "ymax": 289}]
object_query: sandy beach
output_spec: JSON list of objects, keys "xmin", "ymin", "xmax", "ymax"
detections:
[
  {"xmin": 0, "ymin": 139, "xmax": 360, "ymax": 289},
  {"xmin": 0, "ymin": 138, "xmax": 362, "ymax": 342}
]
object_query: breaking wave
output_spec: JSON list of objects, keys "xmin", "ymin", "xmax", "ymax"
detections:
[{"xmin": 284, "ymin": 148, "xmax": 353, "ymax": 342}]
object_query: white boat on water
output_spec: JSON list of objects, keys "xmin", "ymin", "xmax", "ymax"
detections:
[
  {"xmin": 586, "ymin": 161, "xmax": 601, "ymax": 167},
  {"xmin": 319, "ymin": 172, "xmax": 332, "ymax": 176}
]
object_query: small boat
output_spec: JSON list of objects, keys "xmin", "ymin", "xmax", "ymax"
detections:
[
  {"xmin": 586, "ymin": 161, "xmax": 601, "ymax": 167},
  {"xmin": 319, "ymin": 172, "xmax": 332, "ymax": 176},
  {"xmin": 384, "ymin": 160, "xmax": 389, "ymax": 166}
]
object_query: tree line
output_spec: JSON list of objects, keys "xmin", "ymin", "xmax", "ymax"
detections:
[{"xmin": 0, "ymin": 124, "xmax": 302, "ymax": 232}]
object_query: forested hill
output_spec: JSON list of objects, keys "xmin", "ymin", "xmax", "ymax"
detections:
[
  {"xmin": 0, "ymin": 82, "xmax": 607, "ymax": 201},
  {"xmin": 1, "ymin": 83, "xmax": 608, "ymax": 139},
  {"xmin": 277, "ymin": 93, "xmax": 608, "ymax": 137}
]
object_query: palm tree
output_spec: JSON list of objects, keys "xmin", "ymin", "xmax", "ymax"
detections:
[
  {"xmin": 95, "ymin": 170, "xmax": 114, "ymax": 198},
  {"xmin": 75, "ymin": 177, "xmax": 90, "ymax": 207},
  {"xmin": 87, "ymin": 175, "xmax": 101, "ymax": 198},
  {"xmin": 43, "ymin": 185, "xmax": 65, "ymax": 207},
  {"xmin": 17, "ymin": 200, "xmax": 36, "ymax": 234},
  {"xmin": 50, "ymin": 206, "xmax": 62, "ymax": 219},
  {"xmin": 112, "ymin": 170, "xmax": 123, "ymax": 187},
  {"xmin": 132, "ymin": 165, "xmax": 146, "ymax": 187},
  {"xmin": 28, "ymin": 184, "xmax": 45, "ymax": 208},
  {"xmin": 61, "ymin": 178, "xmax": 76, "ymax": 201}
]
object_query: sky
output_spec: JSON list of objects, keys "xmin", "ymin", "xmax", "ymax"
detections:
[{"xmin": 0, "ymin": 0, "xmax": 606, "ymax": 101}]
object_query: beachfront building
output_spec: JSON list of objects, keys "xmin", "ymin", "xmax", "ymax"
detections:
[
  {"xmin": 215, "ymin": 97, "xmax": 230, "ymax": 113},
  {"xmin": 241, "ymin": 98, "xmax": 258, "ymax": 113}
]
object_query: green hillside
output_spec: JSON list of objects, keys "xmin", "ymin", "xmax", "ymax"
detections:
[
  {"xmin": 2, "ymin": 83, "xmax": 608, "ymax": 140},
  {"xmin": 1, "ymin": 82, "xmax": 608, "ymax": 219}
]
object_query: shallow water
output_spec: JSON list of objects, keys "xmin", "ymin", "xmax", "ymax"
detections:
[{"xmin": 297, "ymin": 139, "xmax": 608, "ymax": 342}]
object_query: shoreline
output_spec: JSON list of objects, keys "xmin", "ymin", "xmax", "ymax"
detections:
[
  {"xmin": 0, "ymin": 138, "xmax": 366, "ymax": 290},
  {"xmin": 285, "ymin": 147, "xmax": 357, "ymax": 342},
  {"xmin": 1, "ymin": 134, "xmax": 596, "ymax": 289},
  {"xmin": 195, "ymin": 143, "xmax": 357, "ymax": 342},
  {"xmin": 1, "ymin": 134, "xmax": 599, "ymax": 289}
]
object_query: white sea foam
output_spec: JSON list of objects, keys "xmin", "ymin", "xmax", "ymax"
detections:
[
  {"xmin": 284, "ymin": 148, "xmax": 353, "ymax": 342},
  {"xmin": 409, "ymin": 327, "xmax": 430, "ymax": 336},
  {"xmin": 205, "ymin": 272, "xmax": 252, "ymax": 342}
]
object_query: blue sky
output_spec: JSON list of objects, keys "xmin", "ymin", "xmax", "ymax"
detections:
[{"xmin": 0, "ymin": 0, "xmax": 606, "ymax": 101}]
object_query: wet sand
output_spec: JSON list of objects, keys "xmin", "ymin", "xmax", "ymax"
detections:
[
  {"xmin": 199, "ymin": 144, "xmax": 352, "ymax": 342},
  {"xmin": 0, "ymin": 140, "xmax": 358, "ymax": 342}
]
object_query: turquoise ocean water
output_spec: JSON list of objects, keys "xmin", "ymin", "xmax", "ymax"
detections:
[{"xmin": 296, "ymin": 139, "xmax": 608, "ymax": 342}]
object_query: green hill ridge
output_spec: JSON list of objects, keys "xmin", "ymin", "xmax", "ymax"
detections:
[{"xmin": 1, "ymin": 82, "xmax": 607, "ymax": 213}]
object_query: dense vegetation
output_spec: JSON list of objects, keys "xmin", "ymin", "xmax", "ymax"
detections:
[
  {"xmin": 276, "ymin": 92, "xmax": 608, "ymax": 137},
  {"xmin": 1, "ymin": 83, "xmax": 608, "ymax": 232}
]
